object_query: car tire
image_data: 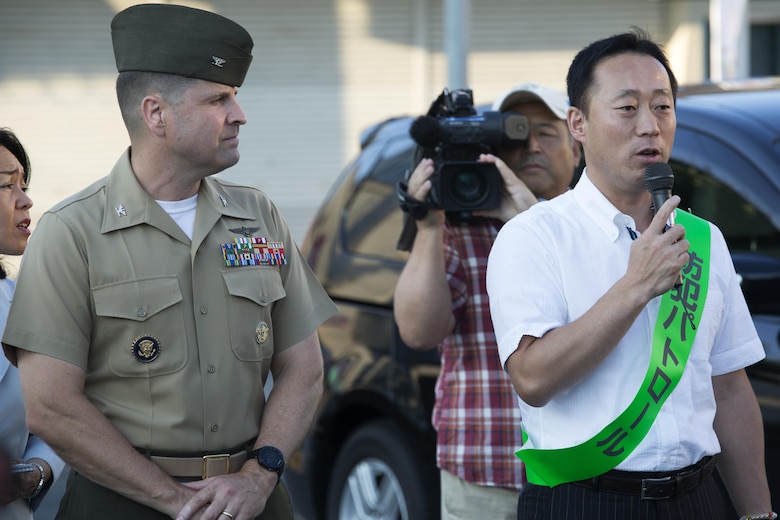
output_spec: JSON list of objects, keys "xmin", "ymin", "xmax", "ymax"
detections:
[{"xmin": 325, "ymin": 419, "xmax": 438, "ymax": 520}]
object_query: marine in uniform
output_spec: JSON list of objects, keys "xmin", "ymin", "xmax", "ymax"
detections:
[{"xmin": 2, "ymin": 4, "xmax": 337, "ymax": 520}]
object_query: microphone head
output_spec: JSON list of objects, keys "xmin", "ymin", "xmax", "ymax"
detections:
[
  {"xmin": 409, "ymin": 116, "xmax": 444, "ymax": 148},
  {"xmin": 644, "ymin": 162, "xmax": 674, "ymax": 193}
]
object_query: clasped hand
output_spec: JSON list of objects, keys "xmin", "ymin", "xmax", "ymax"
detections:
[{"xmin": 175, "ymin": 466, "xmax": 276, "ymax": 520}]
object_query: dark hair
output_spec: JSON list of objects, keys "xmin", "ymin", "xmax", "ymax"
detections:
[
  {"xmin": 0, "ymin": 128, "xmax": 31, "ymax": 185},
  {"xmin": 566, "ymin": 27, "xmax": 678, "ymax": 117},
  {"xmin": 0, "ymin": 128, "xmax": 31, "ymax": 279}
]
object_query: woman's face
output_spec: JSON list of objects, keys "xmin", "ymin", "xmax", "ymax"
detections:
[{"xmin": 0, "ymin": 146, "xmax": 32, "ymax": 256}]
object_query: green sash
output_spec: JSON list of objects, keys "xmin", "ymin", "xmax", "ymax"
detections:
[{"xmin": 519, "ymin": 210, "xmax": 712, "ymax": 487}]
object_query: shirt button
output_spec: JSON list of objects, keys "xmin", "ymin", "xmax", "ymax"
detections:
[
  {"xmin": 207, "ymin": 365, "xmax": 216, "ymax": 373},
  {"xmin": 200, "ymin": 305, "xmax": 208, "ymax": 315},
  {"xmin": 210, "ymin": 424, "xmax": 219, "ymax": 432},
  {"xmin": 260, "ymin": 294, "xmax": 268, "ymax": 304},
  {"xmin": 137, "ymin": 308, "xmax": 147, "ymax": 318}
]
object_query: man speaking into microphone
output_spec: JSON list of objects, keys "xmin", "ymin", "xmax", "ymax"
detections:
[{"xmin": 487, "ymin": 28, "xmax": 773, "ymax": 520}]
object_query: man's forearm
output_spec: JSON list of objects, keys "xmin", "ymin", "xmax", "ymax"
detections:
[
  {"xmin": 33, "ymin": 395, "xmax": 184, "ymax": 514},
  {"xmin": 713, "ymin": 370, "xmax": 772, "ymax": 515},
  {"xmin": 256, "ymin": 335, "xmax": 325, "ymax": 457},
  {"xmin": 18, "ymin": 353, "xmax": 184, "ymax": 515},
  {"xmin": 394, "ymin": 225, "xmax": 454, "ymax": 349}
]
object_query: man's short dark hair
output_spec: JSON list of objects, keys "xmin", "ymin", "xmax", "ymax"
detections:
[{"xmin": 566, "ymin": 27, "xmax": 678, "ymax": 117}]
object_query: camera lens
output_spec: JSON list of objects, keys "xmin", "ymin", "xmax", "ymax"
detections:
[
  {"xmin": 448, "ymin": 167, "xmax": 489, "ymax": 206},
  {"xmin": 434, "ymin": 162, "xmax": 501, "ymax": 212}
]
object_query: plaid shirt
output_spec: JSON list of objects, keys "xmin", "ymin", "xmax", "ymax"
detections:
[{"xmin": 432, "ymin": 218, "xmax": 525, "ymax": 490}]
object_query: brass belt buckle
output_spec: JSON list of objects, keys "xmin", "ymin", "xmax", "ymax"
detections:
[
  {"xmin": 640, "ymin": 476, "xmax": 673, "ymax": 500},
  {"xmin": 202, "ymin": 453, "xmax": 231, "ymax": 479}
]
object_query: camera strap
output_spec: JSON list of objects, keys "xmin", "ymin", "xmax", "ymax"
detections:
[{"xmin": 396, "ymin": 180, "xmax": 429, "ymax": 220}]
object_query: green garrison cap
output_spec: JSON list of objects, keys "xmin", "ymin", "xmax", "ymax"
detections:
[{"xmin": 111, "ymin": 3, "xmax": 253, "ymax": 87}]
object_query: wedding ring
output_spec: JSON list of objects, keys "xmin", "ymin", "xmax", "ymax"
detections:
[{"xmin": 220, "ymin": 512, "xmax": 234, "ymax": 519}]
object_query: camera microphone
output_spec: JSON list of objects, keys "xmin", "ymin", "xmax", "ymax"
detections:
[{"xmin": 409, "ymin": 116, "xmax": 444, "ymax": 148}]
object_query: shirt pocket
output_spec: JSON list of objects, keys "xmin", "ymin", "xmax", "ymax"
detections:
[
  {"xmin": 93, "ymin": 276, "xmax": 187, "ymax": 377},
  {"xmin": 221, "ymin": 267, "xmax": 286, "ymax": 362}
]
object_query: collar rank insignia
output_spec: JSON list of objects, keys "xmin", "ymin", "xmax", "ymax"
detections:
[
  {"xmin": 131, "ymin": 335, "xmax": 161, "ymax": 363},
  {"xmin": 220, "ymin": 237, "xmax": 287, "ymax": 267},
  {"xmin": 211, "ymin": 56, "xmax": 227, "ymax": 68},
  {"xmin": 115, "ymin": 204, "xmax": 127, "ymax": 217},
  {"xmin": 219, "ymin": 195, "xmax": 228, "ymax": 207},
  {"xmin": 229, "ymin": 226, "xmax": 260, "ymax": 237}
]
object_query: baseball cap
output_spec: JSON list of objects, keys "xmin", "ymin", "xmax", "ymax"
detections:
[{"xmin": 491, "ymin": 82, "xmax": 569, "ymax": 120}]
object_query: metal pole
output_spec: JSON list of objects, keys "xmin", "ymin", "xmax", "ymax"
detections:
[
  {"xmin": 710, "ymin": 0, "xmax": 750, "ymax": 81},
  {"xmin": 444, "ymin": 0, "xmax": 470, "ymax": 90}
]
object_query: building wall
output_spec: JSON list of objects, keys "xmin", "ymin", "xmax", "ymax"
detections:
[{"xmin": 1, "ymin": 0, "xmax": 778, "ymax": 270}]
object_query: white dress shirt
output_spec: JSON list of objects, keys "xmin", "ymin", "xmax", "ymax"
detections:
[{"xmin": 487, "ymin": 170, "xmax": 765, "ymax": 472}]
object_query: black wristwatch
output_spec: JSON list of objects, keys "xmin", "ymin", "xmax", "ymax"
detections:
[{"xmin": 248, "ymin": 446, "xmax": 285, "ymax": 480}]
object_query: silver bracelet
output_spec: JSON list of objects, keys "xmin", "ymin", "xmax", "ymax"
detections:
[
  {"xmin": 23, "ymin": 461, "xmax": 46, "ymax": 499},
  {"xmin": 738, "ymin": 513, "xmax": 778, "ymax": 520}
]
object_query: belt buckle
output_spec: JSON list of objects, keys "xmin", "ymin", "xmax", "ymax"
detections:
[
  {"xmin": 202, "ymin": 453, "xmax": 231, "ymax": 479},
  {"xmin": 640, "ymin": 476, "xmax": 673, "ymax": 500}
]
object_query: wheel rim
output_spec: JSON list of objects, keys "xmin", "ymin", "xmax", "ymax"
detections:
[{"xmin": 338, "ymin": 457, "xmax": 409, "ymax": 520}]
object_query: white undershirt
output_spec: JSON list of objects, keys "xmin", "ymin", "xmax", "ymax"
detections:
[{"xmin": 156, "ymin": 194, "xmax": 198, "ymax": 240}]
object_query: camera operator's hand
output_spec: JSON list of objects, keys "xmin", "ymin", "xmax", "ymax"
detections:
[
  {"xmin": 474, "ymin": 154, "xmax": 537, "ymax": 222},
  {"xmin": 406, "ymin": 158, "xmax": 446, "ymax": 229}
]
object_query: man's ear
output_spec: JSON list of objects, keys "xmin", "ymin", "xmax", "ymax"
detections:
[
  {"xmin": 141, "ymin": 95, "xmax": 166, "ymax": 137},
  {"xmin": 567, "ymin": 106, "xmax": 586, "ymax": 146}
]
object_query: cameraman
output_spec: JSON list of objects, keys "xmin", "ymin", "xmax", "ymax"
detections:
[{"xmin": 393, "ymin": 83, "xmax": 581, "ymax": 520}]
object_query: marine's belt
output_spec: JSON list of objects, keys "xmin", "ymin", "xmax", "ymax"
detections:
[
  {"xmin": 138, "ymin": 444, "xmax": 252, "ymax": 479},
  {"xmin": 151, "ymin": 451, "xmax": 248, "ymax": 479}
]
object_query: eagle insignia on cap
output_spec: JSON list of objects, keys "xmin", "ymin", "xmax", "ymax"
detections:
[
  {"xmin": 211, "ymin": 56, "xmax": 227, "ymax": 68},
  {"xmin": 131, "ymin": 335, "xmax": 161, "ymax": 363}
]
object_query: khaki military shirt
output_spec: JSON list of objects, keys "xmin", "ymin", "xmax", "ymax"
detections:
[{"xmin": 3, "ymin": 149, "xmax": 337, "ymax": 452}]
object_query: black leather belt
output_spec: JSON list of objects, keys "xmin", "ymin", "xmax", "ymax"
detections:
[{"xmin": 572, "ymin": 455, "xmax": 718, "ymax": 500}]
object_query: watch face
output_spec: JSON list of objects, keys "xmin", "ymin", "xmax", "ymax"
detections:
[{"xmin": 259, "ymin": 446, "xmax": 284, "ymax": 470}]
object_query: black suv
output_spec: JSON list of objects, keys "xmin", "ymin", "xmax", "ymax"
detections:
[{"xmin": 287, "ymin": 79, "xmax": 780, "ymax": 520}]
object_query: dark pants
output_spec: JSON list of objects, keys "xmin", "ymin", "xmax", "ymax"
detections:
[
  {"xmin": 517, "ymin": 472, "xmax": 730, "ymax": 520},
  {"xmin": 56, "ymin": 470, "xmax": 294, "ymax": 520}
]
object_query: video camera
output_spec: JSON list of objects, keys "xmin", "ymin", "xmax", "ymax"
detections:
[{"xmin": 406, "ymin": 88, "xmax": 529, "ymax": 215}]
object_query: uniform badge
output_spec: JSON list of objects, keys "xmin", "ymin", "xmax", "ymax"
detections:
[
  {"xmin": 229, "ymin": 226, "xmax": 260, "ymax": 237},
  {"xmin": 131, "ymin": 335, "xmax": 161, "ymax": 362},
  {"xmin": 220, "ymin": 237, "xmax": 287, "ymax": 267},
  {"xmin": 255, "ymin": 321, "xmax": 269, "ymax": 344}
]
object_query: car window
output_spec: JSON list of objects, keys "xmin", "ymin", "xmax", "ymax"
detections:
[
  {"xmin": 343, "ymin": 136, "xmax": 414, "ymax": 262},
  {"xmin": 671, "ymin": 158, "xmax": 780, "ymax": 261}
]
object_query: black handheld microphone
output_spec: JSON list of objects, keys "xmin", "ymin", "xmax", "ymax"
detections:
[
  {"xmin": 644, "ymin": 162, "xmax": 683, "ymax": 288},
  {"xmin": 644, "ymin": 162, "xmax": 675, "ymax": 219}
]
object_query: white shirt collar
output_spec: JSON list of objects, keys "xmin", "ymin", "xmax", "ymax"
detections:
[{"xmin": 572, "ymin": 168, "xmax": 638, "ymax": 243}]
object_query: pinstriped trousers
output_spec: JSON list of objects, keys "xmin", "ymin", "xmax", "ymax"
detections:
[{"xmin": 517, "ymin": 473, "xmax": 732, "ymax": 520}]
